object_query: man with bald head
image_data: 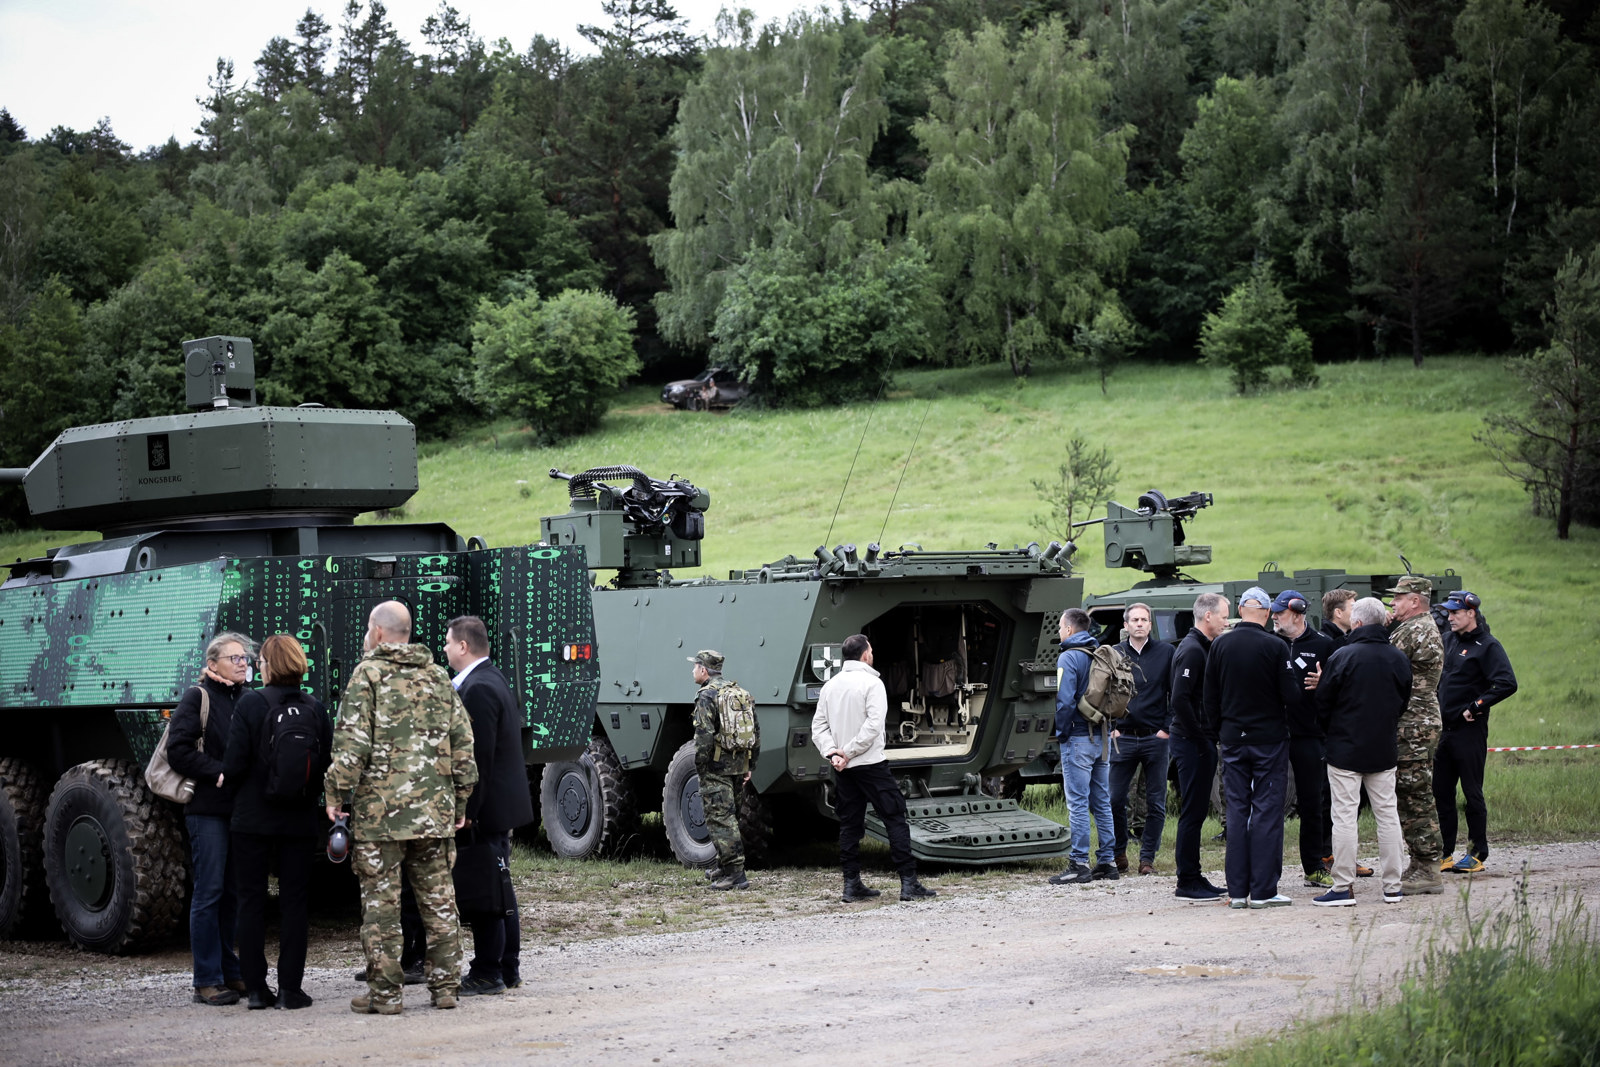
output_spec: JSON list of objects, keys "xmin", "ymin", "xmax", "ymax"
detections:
[{"xmin": 326, "ymin": 600, "xmax": 478, "ymax": 1015}]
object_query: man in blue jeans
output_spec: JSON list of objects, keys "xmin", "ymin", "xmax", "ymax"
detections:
[
  {"xmin": 1048, "ymin": 608, "xmax": 1118, "ymax": 885},
  {"xmin": 1108, "ymin": 602, "xmax": 1175, "ymax": 876}
]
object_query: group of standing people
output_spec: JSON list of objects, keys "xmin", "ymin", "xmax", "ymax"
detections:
[
  {"xmin": 1046, "ymin": 577, "xmax": 1516, "ymax": 908},
  {"xmin": 164, "ymin": 602, "xmax": 531, "ymax": 1014}
]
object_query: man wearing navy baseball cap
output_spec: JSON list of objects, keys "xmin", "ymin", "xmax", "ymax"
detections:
[
  {"xmin": 1433, "ymin": 592, "xmax": 1517, "ymax": 874},
  {"xmin": 1270, "ymin": 589, "xmax": 1338, "ymax": 890}
]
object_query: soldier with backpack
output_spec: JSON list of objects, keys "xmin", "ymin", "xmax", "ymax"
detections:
[
  {"xmin": 223, "ymin": 633, "xmax": 333, "ymax": 1010},
  {"xmin": 690, "ymin": 650, "xmax": 759, "ymax": 891}
]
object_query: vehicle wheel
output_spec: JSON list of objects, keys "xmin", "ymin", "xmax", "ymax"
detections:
[
  {"xmin": 42, "ymin": 759, "xmax": 185, "ymax": 954},
  {"xmin": 538, "ymin": 735, "xmax": 637, "ymax": 859},
  {"xmin": 0, "ymin": 758, "xmax": 55, "ymax": 938},
  {"xmin": 661, "ymin": 742, "xmax": 715, "ymax": 868},
  {"xmin": 982, "ymin": 772, "xmax": 1025, "ymax": 801},
  {"xmin": 737, "ymin": 780, "xmax": 774, "ymax": 870},
  {"xmin": 685, "ymin": 396, "xmax": 705, "ymax": 412}
]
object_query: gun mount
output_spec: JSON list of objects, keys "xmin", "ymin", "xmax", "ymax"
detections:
[
  {"xmin": 544, "ymin": 466, "xmax": 708, "ymax": 587},
  {"xmin": 1071, "ymin": 489, "xmax": 1214, "ymax": 579}
]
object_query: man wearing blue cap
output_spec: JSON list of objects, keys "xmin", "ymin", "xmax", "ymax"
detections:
[
  {"xmin": 1433, "ymin": 592, "xmax": 1517, "ymax": 873},
  {"xmin": 1270, "ymin": 589, "xmax": 1337, "ymax": 889},
  {"xmin": 1204, "ymin": 586, "xmax": 1300, "ymax": 907}
]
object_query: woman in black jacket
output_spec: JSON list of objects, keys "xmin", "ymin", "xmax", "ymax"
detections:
[
  {"xmin": 165, "ymin": 631, "xmax": 254, "ymax": 1006},
  {"xmin": 223, "ymin": 634, "xmax": 334, "ymax": 1010}
]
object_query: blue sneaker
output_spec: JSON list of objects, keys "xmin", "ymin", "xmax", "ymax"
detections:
[
  {"xmin": 1383, "ymin": 887, "xmax": 1404, "ymax": 903},
  {"xmin": 1450, "ymin": 853, "xmax": 1485, "ymax": 873},
  {"xmin": 1313, "ymin": 888, "xmax": 1356, "ymax": 907}
]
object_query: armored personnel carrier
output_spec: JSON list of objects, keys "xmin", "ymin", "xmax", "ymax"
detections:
[
  {"xmin": 0, "ymin": 337, "xmax": 598, "ymax": 953},
  {"xmin": 995, "ymin": 490, "xmax": 1463, "ymax": 796},
  {"xmin": 535, "ymin": 465, "xmax": 1078, "ymax": 868}
]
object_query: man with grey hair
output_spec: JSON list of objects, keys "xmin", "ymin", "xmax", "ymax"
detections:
[
  {"xmin": 1204, "ymin": 586, "xmax": 1298, "ymax": 908},
  {"xmin": 1169, "ymin": 592, "xmax": 1229, "ymax": 899},
  {"xmin": 1312, "ymin": 597, "xmax": 1410, "ymax": 904}
]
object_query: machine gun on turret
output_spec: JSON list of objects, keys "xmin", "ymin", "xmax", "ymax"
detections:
[{"xmin": 1069, "ymin": 490, "xmax": 1214, "ymax": 579}]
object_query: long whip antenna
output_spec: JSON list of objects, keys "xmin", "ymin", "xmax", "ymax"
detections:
[
  {"xmin": 823, "ymin": 382, "xmax": 887, "ymax": 548},
  {"xmin": 878, "ymin": 399, "xmax": 932, "ymax": 547}
]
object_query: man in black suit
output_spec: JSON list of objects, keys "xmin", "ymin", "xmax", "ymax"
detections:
[{"xmin": 445, "ymin": 615, "xmax": 535, "ymax": 996}]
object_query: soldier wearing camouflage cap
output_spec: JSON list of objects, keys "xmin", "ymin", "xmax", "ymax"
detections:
[
  {"xmin": 1385, "ymin": 576, "xmax": 1446, "ymax": 895},
  {"xmin": 326, "ymin": 600, "xmax": 478, "ymax": 1014},
  {"xmin": 689, "ymin": 650, "xmax": 756, "ymax": 891}
]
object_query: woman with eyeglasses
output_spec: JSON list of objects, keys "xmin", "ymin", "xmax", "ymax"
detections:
[
  {"xmin": 223, "ymin": 634, "xmax": 333, "ymax": 1010},
  {"xmin": 165, "ymin": 630, "xmax": 256, "ymax": 1006}
]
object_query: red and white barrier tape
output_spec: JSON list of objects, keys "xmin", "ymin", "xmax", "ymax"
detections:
[{"xmin": 1488, "ymin": 744, "xmax": 1600, "ymax": 752}]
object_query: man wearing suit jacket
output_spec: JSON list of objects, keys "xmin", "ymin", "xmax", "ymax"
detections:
[{"xmin": 445, "ymin": 615, "xmax": 535, "ymax": 997}]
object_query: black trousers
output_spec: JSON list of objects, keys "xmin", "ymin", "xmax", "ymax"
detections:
[
  {"xmin": 1287, "ymin": 735, "xmax": 1333, "ymax": 874},
  {"xmin": 466, "ymin": 831, "xmax": 521, "ymax": 983},
  {"xmin": 1170, "ymin": 733, "xmax": 1217, "ymax": 887},
  {"xmin": 231, "ymin": 830, "xmax": 314, "ymax": 995},
  {"xmin": 835, "ymin": 761, "xmax": 915, "ymax": 878},
  {"xmin": 1434, "ymin": 726, "xmax": 1489, "ymax": 860}
]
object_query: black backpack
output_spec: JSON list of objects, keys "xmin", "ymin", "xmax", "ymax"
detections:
[{"xmin": 260, "ymin": 691, "xmax": 322, "ymax": 802}]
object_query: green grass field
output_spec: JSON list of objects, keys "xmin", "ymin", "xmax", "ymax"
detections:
[{"xmin": 5, "ymin": 356, "xmax": 1597, "ymax": 842}]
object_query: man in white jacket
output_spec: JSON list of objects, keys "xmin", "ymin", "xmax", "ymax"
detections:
[{"xmin": 812, "ymin": 633, "xmax": 938, "ymax": 903}]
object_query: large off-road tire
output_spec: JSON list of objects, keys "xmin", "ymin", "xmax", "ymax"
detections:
[
  {"xmin": 662, "ymin": 742, "xmax": 715, "ymax": 868},
  {"xmin": 538, "ymin": 735, "xmax": 638, "ymax": 859},
  {"xmin": 42, "ymin": 759, "xmax": 185, "ymax": 954},
  {"xmin": 0, "ymin": 758, "xmax": 54, "ymax": 938},
  {"xmin": 661, "ymin": 742, "xmax": 773, "ymax": 869}
]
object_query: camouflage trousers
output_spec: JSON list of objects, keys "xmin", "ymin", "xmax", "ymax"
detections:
[
  {"xmin": 1396, "ymin": 753, "xmax": 1443, "ymax": 867},
  {"xmin": 698, "ymin": 769, "xmax": 744, "ymax": 875},
  {"xmin": 354, "ymin": 837, "xmax": 462, "ymax": 1004}
]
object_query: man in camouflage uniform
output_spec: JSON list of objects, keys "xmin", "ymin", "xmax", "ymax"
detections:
[
  {"xmin": 326, "ymin": 600, "xmax": 478, "ymax": 1014},
  {"xmin": 1387, "ymin": 577, "xmax": 1445, "ymax": 895},
  {"xmin": 690, "ymin": 650, "xmax": 753, "ymax": 891}
]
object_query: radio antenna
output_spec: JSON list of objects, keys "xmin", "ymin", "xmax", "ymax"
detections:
[
  {"xmin": 878, "ymin": 399, "xmax": 932, "ymax": 547},
  {"xmin": 823, "ymin": 382, "xmax": 887, "ymax": 548}
]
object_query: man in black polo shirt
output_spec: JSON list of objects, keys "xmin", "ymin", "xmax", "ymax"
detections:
[
  {"xmin": 1170, "ymin": 592, "xmax": 1230, "ymax": 900},
  {"xmin": 1108, "ymin": 602, "xmax": 1176, "ymax": 876},
  {"xmin": 1433, "ymin": 591, "xmax": 1517, "ymax": 873},
  {"xmin": 1271, "ymin": 589, "xmax": 1337, "ymax": 890},
  {"xmin": 1204, "ymin": 586, "xmax": 1299, "ymax": 908}
]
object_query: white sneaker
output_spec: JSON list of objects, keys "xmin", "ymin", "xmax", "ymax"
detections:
[{"xmin": 1248, "ymin": 894, "xmax": 1293, "ymax": 908}]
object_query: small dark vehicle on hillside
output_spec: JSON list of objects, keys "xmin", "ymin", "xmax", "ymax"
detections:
[{"xmin": 662, "ymin": 368, "xmax": 749, "ymax": 410}]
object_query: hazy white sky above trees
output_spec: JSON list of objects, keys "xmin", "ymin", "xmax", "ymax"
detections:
[{"xmin": 0, "ymin": 0, "xmax": 799, "ymax": 151}]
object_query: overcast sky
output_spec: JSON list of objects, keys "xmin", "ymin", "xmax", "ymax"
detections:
[{"xmin": 0, "ymin": 0, "xmax": 805, "ymax": 153}]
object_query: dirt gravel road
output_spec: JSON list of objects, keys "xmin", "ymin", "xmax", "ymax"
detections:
[{"xmin": 3, "ymin": 840, "xmax": 1596, "ymax": 1067}]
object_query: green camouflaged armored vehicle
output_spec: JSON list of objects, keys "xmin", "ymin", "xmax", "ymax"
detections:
[
  {"xmin": 994, "ymin": 490, "xmax": 1463, "ymax": 796},
  {"xmin": 535, "ymin": 465, "xmax": 1079, "ymax": 869},
  {"xmin": 0, "ymin": 337, "xmax": 599, "ymax": 953}
]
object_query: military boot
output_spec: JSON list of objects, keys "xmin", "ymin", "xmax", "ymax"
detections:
[
  {"xmin": 842, "ymin": 874, "xmax": 881, "ymax": 903},
  {"xmin": 900, "ymin": 874, "xmax": 937, "ymax": 901},
  {"xmin": 350, "ymin": 994, "xmax": 403, "ymax": 1016},
  {"xmin": 1401, "ymin": 864, "xmax": 1444, "ymax": 895},
  {"xmin": 709, "ymin": 870, "xmax": 751, "ymax": 891}
]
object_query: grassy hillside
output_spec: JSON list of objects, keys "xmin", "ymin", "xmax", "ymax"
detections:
[{"xmin": 5, "ymin": 357, "xmax": 1596, "ymax": 838}]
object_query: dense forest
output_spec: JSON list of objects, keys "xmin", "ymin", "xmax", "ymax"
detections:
[{"xmin": 2, "ymin": 0, "xmax": 1598, "ymax": 473}]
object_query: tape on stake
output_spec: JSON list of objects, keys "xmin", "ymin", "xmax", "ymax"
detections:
[{"xmin": 1488, "ymin": 744, "xmax": 1600, "ymax": 752}]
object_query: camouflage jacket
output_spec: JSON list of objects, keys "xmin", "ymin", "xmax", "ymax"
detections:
[
  {"xmin": 324, "ymin": 642, "xmax": 478, "ymax": 842},
  {"xmin": 1390, "ymin": 613, "xmax": 1443, "ymax": 736},
  {"xmin": 693, "ymin": 678, "xmax": 750, "ymax": 776}
]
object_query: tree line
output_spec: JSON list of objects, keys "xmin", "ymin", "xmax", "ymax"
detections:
[{"xmin": 1, "ymin": 0, "xmax": 1598, "ymax": 520}]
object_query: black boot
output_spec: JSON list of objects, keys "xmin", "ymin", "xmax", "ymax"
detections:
[
  {"xmin": 842, "ymin": 874, "xmax": 881, "ymax": 903},
  {"xmin": 899, "ymin": 873, "xmax": 937, "ymax": 901},
  {"xmin": 246, "ymin": 987, "xmax": 278, "ymax": 1010}
]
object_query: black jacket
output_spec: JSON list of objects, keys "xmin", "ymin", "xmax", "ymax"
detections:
[
  {"xmin": 1203, "ymin": 621, "xmax": 1297, "ymax": 745},
  {"xmin": 1117, "ymin": 638, "xmax": 1175, "ymax": 733},
  {"xmin": 1168, "ymin": 627, "xmax": 1214, "ymax": 742},
  {"xmin": 1318, "ymin": 620, "xmax": 1348, "ymax": 651},
  {"xmin": 1316, "ymin": 625, "xmax": 1411, "ymax": 773},
  {"xmin": 222, "ymin": 685, "xmax": 334, "ymax": 837},
  {"xmin": 457, "ymin": 661, "xmax": 535, "ymax": 834},
  {"xmin": 1278, "ymin": 624, "xmax": 1337, "ymax": 738},
  {"xmin": 165, "ymin": 674, "xmax": 246, "ymax": 817},
  {"xmin": 1438, "ymin": 625, "xmax": 1517, "ymax": 731}
]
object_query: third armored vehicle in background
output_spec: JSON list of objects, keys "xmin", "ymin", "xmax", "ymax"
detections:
[{"xmin": 536, "ymin": 465, "xmax": 1078, "ymax": 868}]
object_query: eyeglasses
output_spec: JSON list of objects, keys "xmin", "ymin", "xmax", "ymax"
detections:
[{"xmin": 222, "ymin": 654, "xmax": 250, "ymax": 665}]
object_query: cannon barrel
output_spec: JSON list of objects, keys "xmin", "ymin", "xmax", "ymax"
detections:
[{"xmin": 0, "ymin": 468, "xmax": 26, "ymax": 486}]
